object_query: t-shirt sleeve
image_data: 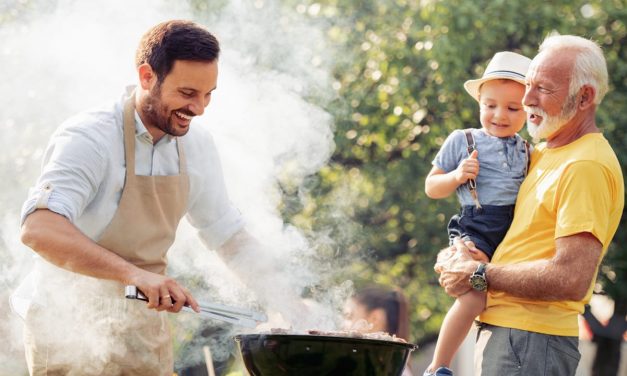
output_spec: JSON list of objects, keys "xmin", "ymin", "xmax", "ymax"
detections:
[
  {"xmin": 554, "ymin": 160, "xmax": 615, "ymax": 246},
  {"xmin": 21, "ymin": 122, "xmax": 107, "ymax": 225},
  {"xmin": 432, "ymin": 130, "xmax": 466, "ymax": 172}
]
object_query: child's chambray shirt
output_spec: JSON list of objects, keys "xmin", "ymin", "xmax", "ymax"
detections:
[{"xmin": 432, "ymin": 128, "xmax": 530, "ymax": 206}]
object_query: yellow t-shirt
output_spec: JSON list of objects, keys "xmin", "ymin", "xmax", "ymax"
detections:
[{"xmin": 479, "ymin": 133, "xmax": 624, "ymax": 336}]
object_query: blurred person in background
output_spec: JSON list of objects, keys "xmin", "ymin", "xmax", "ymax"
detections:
[{"xmin": 344, "ymin": 285, "xmax": 413, "ymax": 376}]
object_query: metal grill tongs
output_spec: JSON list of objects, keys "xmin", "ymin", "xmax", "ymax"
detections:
[{"xmin": 124, "ymin": 285, "xmax": 267, "ymax": 328}]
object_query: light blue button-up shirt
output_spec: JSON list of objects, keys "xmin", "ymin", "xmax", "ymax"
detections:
[{"xmin": 432, "ymin": 128, "xmax": 530, "ymax": 206}]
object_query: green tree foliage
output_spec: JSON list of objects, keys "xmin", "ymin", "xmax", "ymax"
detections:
[{"xmin": 283, "ymin": 0, "xmax": 627, "ymax": 357}]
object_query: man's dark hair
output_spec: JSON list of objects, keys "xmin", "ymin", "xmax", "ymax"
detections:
[{"xmin": 135, "ymin": 20, "xmax": 220, "ymax": 83}]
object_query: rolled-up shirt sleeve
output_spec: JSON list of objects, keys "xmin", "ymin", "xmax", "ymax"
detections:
[
  {"xmin": 21, "ymin": 118, "xmax": 107, "ymax": 225},
  {"xmin": 192, "ymin": 205, "xmax": 244, "ymax": 250},
  {"xmin": 185, "ymin": 131, "xmax": 245, "ymax": 250}
]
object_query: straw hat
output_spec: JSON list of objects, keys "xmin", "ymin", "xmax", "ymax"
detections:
[{"xmin": 464, "ymin": 51, "xmax": 532, "ymax": 102}]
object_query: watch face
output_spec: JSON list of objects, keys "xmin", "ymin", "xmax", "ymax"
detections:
[{"xmin": 470, "ymin": 275, "xmax": 487, "ymax": 291}]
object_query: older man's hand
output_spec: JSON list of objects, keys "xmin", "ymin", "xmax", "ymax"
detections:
[
  {"xmin": 434, "ymin": 246, "xmax": 456, "ymax": 274},
  {"xmin": 438, "ymin": 238, "xmax": 481, "ymax": 297}
]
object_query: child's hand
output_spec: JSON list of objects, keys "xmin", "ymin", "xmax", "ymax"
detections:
[
  {"xmin": 454, "ymin": 149, "xmax": 479, "ymax": 184},
  {"xmin": 465, "ymin": 240, "xmax": 490, "ymax": 263}
]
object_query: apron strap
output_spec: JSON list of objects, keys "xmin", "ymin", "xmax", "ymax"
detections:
[{"xmin": 123, "ymin": 93, "xmax": 137, "ymax": 178}]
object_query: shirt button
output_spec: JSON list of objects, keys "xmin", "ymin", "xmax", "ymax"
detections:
[
  {"xmin": 499, "ymin": 151, "xmax": 504, "ymax": 155},
  {"xmin": 502, "ymin": 162, "xmax": 508, "ymax": 167}
]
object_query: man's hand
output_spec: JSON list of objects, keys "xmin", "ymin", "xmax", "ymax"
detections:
[
  {"xmin": 438, "ymin": 238, "xmax": 480, "ymax": 297},
  {"xmin": 435, "ymin": 238, "xmax": 487, "ymax": 273},
  {"xmin": 434, "ymin": 246, "xmax": 456, "ymax": 274},
  {"xmin": 217, "ymin": 230, "xmax": 317, "ymax": 329},
  {"xmin": 128, "ymin": 269, "xmax": 200, "ymax": 313},
  {"xmin": 21, "ymin": 210, "xmax": 201, "ymax": 312}
]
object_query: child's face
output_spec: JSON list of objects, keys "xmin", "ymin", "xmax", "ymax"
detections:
[{"xmin": 478, "ymin": 80, "xmax": 527, "ymax": 138}]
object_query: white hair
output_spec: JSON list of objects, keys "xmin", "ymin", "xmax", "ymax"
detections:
[{"xmin": 539, "ymin": 34, "xmax": 609, "ymax": 104}]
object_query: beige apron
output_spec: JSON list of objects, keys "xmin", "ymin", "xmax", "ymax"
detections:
[{"xmin": 24, "ymin": 91, "xmax": 189, "ymax": 375}]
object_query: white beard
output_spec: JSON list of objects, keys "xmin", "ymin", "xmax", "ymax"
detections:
[
  {"xmin": 525, "ymin": 94, "xmax": 578, "ymax": 143},
  {"xmin": 526, "ymin": 113, "xmax": 564, "ymax": 143}
]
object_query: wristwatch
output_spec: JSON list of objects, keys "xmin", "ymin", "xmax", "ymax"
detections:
[{"xmin": 469, "ymin": 263, "xmax": 488, "ymax": 292}]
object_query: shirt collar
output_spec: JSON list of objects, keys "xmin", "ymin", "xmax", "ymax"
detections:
[
  {"xmin": 133, "ymin": 110, "xmax": 175, "ymax": 144},
  {"xmin": 478, "ymin": 128, "xmax": 519, "ymax": 144},
  {"xmin": 503, "ymin": 135, "xmax": 519, "ymax": 145}
]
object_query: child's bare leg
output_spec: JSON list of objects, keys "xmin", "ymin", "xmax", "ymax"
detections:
[{"xmin": 427, "ymin": 290, "xmax": 486, "ymax": 372}]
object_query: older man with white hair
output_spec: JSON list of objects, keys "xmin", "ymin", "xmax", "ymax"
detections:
[{"xmin": 437, "ymin": 34, "xmax": 624, "ymax": 375}]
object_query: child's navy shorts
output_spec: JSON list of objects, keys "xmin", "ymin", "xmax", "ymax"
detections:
[{"xmin": 447, "ymin": 205, "xmax": 515, "ymax": 260}]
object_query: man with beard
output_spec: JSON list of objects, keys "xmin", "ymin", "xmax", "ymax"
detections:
[
  {"xmin": 15, "ymin": 20, "xmax": 297, "ymax": 375},
  {"xmin": 436, "ymin": 34, "xmax": 624, "ymax": 375}
]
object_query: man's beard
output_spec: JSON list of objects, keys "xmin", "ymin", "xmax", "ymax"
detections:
[
  {"xmin": 525, "ymin": 93, "xmax": 578, "ymax": 143},
  {"xmin": 141, "ymin": 83, "xmax": 191, "ymax": 138}
]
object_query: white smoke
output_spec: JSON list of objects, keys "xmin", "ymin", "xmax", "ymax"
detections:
[{"xmin": 0, "ymin": 0, "xmax": 354, "ymax": 373}]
